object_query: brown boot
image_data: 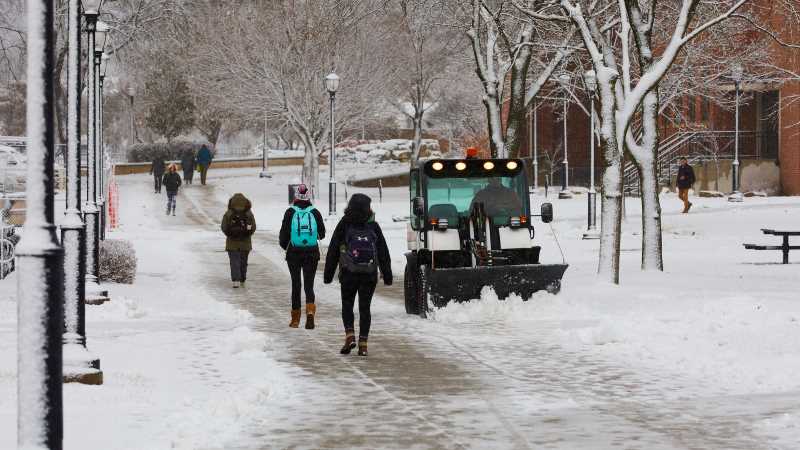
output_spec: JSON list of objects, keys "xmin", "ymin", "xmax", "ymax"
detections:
[
  {"xmin": 357, "ymin": 337, "xmax": 368, "ymax": 357},
  {"xmin": 305, "ymin": 303, "xmax": 316, "ymax": 330},
  {"xmin": 289, "ymin": 309, "xmax": 301, "ymax": 328},
  {"xmin": 340, "ymin": 331, "xmax": 356, "ymax": 354}
]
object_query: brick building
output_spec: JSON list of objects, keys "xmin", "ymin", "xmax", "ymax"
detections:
[{"xmin": 511, "ymin": 4, "xmax": 800, "ymax": 194}]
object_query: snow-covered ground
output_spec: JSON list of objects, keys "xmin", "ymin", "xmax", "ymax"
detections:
[
  {"xmin": 1, "ymin": 163, "xmax": 799, "ymax": 448},
  {"xmin": 0, "ymin": 174, "xmax": 303, "ymax": 449}
]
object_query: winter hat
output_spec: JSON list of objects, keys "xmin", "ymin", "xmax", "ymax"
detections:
[{"xmin": 295, "ymin": 184, "xmax": 311, "ymax": 201}]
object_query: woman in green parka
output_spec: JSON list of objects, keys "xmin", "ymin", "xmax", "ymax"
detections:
[{"xmin": 221, "ymin": 193, "xmax": 256, "ymax": 288}]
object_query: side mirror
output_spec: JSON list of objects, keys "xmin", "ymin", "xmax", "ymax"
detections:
[
  {"xmin": 540, "ymin": 203, "xmax": 553, "ymax": 223},
  {"xmin": 412, "ymin": 197, "xmax": 425, "ymax": 216}
]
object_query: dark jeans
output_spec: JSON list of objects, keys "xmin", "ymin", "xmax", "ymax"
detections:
[
  {"xmin": 183, "ymin": 170, "xmax": 193, "ymax": 184},
  {"xmin": 153, "ymin": 173, "xmax": 163, "ymax": 192},
  {"xmin": 340, "ymin": 271, "xmax": 377, "ymax": 339},
  {"xmin": 199, "ymin": 164, "xmax": 209, "ymax": 185},
  {"xmin": 166, "ymin": 191, "xmax": 177, "ymax": 213},
  {"xmin": 288, "ymin": 255, "xmax": 318, "ymax": 310},
  {"xmin": 228, "ymin": 250, "xmax": 250, "ymax": 282}
]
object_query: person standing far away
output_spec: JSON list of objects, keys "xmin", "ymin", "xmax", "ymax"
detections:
[
  {"xmin": 324, "ymin": 193, "xmax": 392, "ymax": 357},
  {"xmin": 677, "ymin": 157, "xmax": 696, "ymax": 213},
  {"xmin": 221, "ymin": 193, "xmax": 256, "ymax": 288},
  {"xmin": 150, "ymin": 153, "xmax": 166, "ymax": 193},
  {"xmin": 279, "ymin": 184, "xmax": 326, "ymax": 329},
  {"xmin": 181, "ymin": 149, "xmax": 196, "ymax": 185},
  {"xmin": 196, "ymin": 144, "xmax": 214, "ymax": 186},
  {"xmin": 162, "ymin": 164, "xmax": 182, "ymax": 216}
]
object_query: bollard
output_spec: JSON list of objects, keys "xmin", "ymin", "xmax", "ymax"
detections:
[{"xmin": 378, "ymin": 179, "xmax": 383, "ymax": 203}]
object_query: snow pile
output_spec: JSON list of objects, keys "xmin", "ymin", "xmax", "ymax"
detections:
[
  {"xmin": 428, "ymin": 286, "xmax": 587, "ymax": 324},
  {"xmin": 336, "ymin": 138, "xmax": 441, "ymax": 163}
]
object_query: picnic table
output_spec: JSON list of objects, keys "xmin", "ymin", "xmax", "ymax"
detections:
[{"xmin": 744, "ymin": 229, "xmax": 800, "ymax": 264}]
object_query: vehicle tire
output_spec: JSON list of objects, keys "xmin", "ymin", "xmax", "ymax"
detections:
[
  {"xmin": 545, "ymin": 280, "xmax": 561, "ymax": 295},
  {"xmin": 404, "ymin": 262, "xmax": 420, "ymax": 315},
  {"xmin": 416, "ymin": 265, "xmax": 430, "ymax": 319}
]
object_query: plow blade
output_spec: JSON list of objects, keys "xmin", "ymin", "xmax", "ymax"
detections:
[{"xmin": 426, "ymin": 264, "xmax": 568, "ymax": 308}]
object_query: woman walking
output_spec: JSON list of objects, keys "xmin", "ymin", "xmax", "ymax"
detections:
[
  {"xmin": 181, "ymin": 150, "xmax": 196, "ymax": 185},
  {"xmin": 161, "ymin": 164, "xmax": 182, "ymax": 216},
  {"xmin": 221, "ymin": 193, "xmax": 256, "ymax": 288},
  {"xmin": 279, "ymin": 184, "xmax": 325, "ymax": 329},
  {"xmin": 324, "ymin": 193, "xmax": 391, "ymax": 357},
  {"xmin": 196, "ymin": 144, "xmax": 213, "ymax": 185}
]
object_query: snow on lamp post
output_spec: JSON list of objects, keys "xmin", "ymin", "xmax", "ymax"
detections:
[
  {"xmin": 325, "ymin": 72, "xmax": 340, "ymax": 216},
  {"xmin": 729, "ymin": 63, "xmax": 744, "ymax": 202},
  {"xmin": 62, "ymin": 0, "xmax": 103, "ymax": 386},
  {"xmin": 17, "ymin": 0, "xmax": 66, "ymax": 446},
  {"xmin": 83, "ymin": 11, "xmax": 108, "ymax": 304},
  {"xmin": 557, "ymin": 72, "xmax": 573, "ymax": 199},
  {"xmin": 583, "ymin": 70, "xmax": 600, "ymax": 239}
]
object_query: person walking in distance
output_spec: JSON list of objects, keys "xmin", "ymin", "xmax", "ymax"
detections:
[
  {"xmin": 324, "ymin": 194, "xmax": 392, "ymax": 357},
  {"xmin": 181, "ymin": 150, "xmax": 196, "ymax": 185},
  {"xmin": 196, "ymin": 144, "xmax": 213, "ymax": 186},
  {"xmin": 162, "ymin": 164, "xmax": 182, "ymax": 216},
  {"xmin": 677, "ymin": 157, "xmax": 696, "ymax": 213},
  {"xmin": 279, "ymin": 184, "xmax": 326, "ymax": 329},
  {"xmin": 150, "ymin": 153, "xmax": 166, "ymax": 193},
  {"xmin": 221, "ymin": 193, "xmax": 256, "ymax": 288}
]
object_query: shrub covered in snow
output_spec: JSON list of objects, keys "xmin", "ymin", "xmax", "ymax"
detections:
[
  {"xmin": 126, "ymin": 141, "xmax": 212, "ymax": 163},
  {"xmin": 100, "ymin": 239, "xmax": 137, "ymax": 284}
]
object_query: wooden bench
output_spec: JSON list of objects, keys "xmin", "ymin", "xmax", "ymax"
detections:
[{"xmin": 744, "ymin": 229, "xmax": 800, "ymax": 264}]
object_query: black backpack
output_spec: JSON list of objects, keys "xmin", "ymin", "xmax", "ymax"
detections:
[
  {"xmin": 340, "ymin": 224, "xmax": 378, "ymax": 274},
  {"xmin": 228, "ymin": 212, "xmax": 251, "ymax": 238}
]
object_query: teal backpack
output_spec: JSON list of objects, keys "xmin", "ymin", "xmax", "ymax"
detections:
[{"xmin": 290, "ymin": 206, "xmax": 318, "ymax": 248}]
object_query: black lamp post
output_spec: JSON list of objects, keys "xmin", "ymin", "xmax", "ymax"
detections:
[
  {"xmin": 260, "ymin": 111, "xmax": 271, "ymax": 178},
  {"xmin": 729, "ymin": 63, "xmax": 744, "ymax": 202},
  {"xmin": 84, "ymin": 9, "xmax": 108, "ymax": 304},
  {"xmin": 17, "ymin": 0, "xmax": 65, "ymax": 447},
  {"xmin": 62, "ymin": 0, "xmax": 103, "ymax": 386},
  {"xmin": 557, "ymin": 72, "xmax": 573, "ymax": 199},
  {"xmin": 325, "ymin": 72, "xmax": 340, "ymax": 216},
  {"xmin": 583, "ymin": 70, "xmax": 599, "ymax": 239},
  {"xmin": 95, "ymin": 22, "xmax": 109, "ymax": 242}
]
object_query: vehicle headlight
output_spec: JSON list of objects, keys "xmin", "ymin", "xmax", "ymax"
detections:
[
  {"xmin": 483, "ymin": 161, "xmax": 495, "ymax": 170},
  {"xmin": 506, "ymin": 161, "xmax": 518, "ymax": 170},
  {"xmin": 455, "ymin": 162, "xmax": 467, "ymax": 171},
  {"xmin": 432, "ymin": 161, "xmax": 444, "ymax": 171}
]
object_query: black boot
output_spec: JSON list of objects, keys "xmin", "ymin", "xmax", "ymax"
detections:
[
  {"xmin": 340, "ymin": 332, "xmax": 356, "ymax": 355},
  {"xmin": 357, "ymin": 337, "xmax": 368, "ymax": 357}
]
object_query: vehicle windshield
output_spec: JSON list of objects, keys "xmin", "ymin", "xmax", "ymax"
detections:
[{"xmin": 426, "ymin": 173, "xmax": 527, "ymax": 222}]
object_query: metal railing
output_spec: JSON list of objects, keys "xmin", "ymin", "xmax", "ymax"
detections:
[{"xmin": 624, "ymin": 131, "xmax": 777, "ymax": 195}]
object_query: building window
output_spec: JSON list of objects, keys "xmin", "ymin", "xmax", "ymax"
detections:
[{"xmin": 687, "ymin": 97, "xmax": 696, "ymax": 123}]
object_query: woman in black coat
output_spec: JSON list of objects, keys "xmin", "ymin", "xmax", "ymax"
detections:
[{"xmin": 324, "ymin": 193, "xmax": 392, "ymax": 357}]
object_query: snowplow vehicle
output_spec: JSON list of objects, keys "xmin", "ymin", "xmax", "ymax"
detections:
[{"xmin": 404, "ymin": 158, "xmax": 568, "ymax": 317}]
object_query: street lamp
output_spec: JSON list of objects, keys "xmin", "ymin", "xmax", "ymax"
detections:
[
  {"xmin": 729, "ymin": 63, "xmax": 744, "ymax": 202},
  {"xmin": 325, "ymin": 72, "xmax": 340, "ymax": 216},
  {"xmin": 583, "ymin": 70, "xmax": 600, "ymax": 239},
  {"xmin": 18, "ymin": 0, "xmax": 65, "ymax": 447},
  {"xmin": 83, "ymin": 10, "xmax": 109, "ymax": 304},
  {"xmin": 558, "ymin": 72, "xmax": 573, "ymax": 199},
  {"xmin": 95, "ymin": 22, "xmax": 109, "ymax": 241},
  {"xmin": 260, "ymin": 111, "xmax": 271, "ymax": 178},
  {"xmin": 61, "ymin": 0, "xmax": 103, "ymax": 387},
  {"xmin": 98, "ymin": 52, "xmax": 109, "ymax": 240},
  {"xmin": 127, "ymin": 85, "xmax": 135, "ymax": 144},
  {"xmin": 530, "ymin": 102, "xmax": 539, "ymax": 192}
]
